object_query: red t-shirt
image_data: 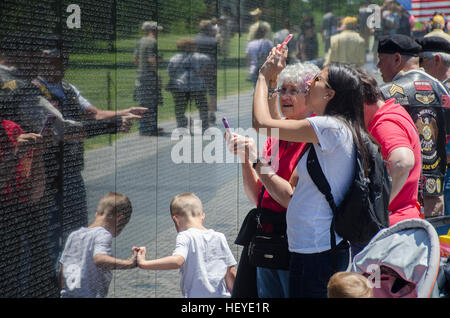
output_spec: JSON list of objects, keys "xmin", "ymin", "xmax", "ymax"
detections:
[
  {"xmin": 258, "ymin": 137, "xmax": 309, "ymax": 212},
  {"xmin": 0, "ymin": 120, "xmax": 26, "ymax": 205},
  {"xmin": 368, "ymin": 99, "xmax": 422, "ymax": 226}
]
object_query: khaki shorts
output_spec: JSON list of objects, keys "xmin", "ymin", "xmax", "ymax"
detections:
[{"xmin": 423, "ymin": 195, "xmax": 445, "ymax": 218}]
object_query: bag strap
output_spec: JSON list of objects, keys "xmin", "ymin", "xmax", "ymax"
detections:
[
  {"xmin": 257, "ymin": 139, "xmax": 282, "ymax": 208},
  {"xmin": 306, "ymin": 145, "xmax": 338, "ymax": 270},
  {"xmin": 256, "ymin": 140, "xmax": 282, "ymax": 231}
]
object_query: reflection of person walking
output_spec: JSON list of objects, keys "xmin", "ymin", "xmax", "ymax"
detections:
[
  {"xmin": 195, "ymin": 20, "xmax": 218, "ymax": 125},
  {"xmin": 167, "ymin": 38, "xmax": 211, "ymax": 132},
  {"xmin": 134, "ymin": 21, "xmax": 164, "ymax": 136}
]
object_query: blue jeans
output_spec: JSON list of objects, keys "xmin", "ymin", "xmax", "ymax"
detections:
[
  {"xmin": 256, "ymin": 267, "xmax": 289, "ymax": 298},
  {"xmin": 139, "ymin": 106, "xmax": 158, "ymax": 134},
  {"xmin": 350, "ymin": 242, "xmax": 367, "ymax": 261},
  {"xmin": 289, "ymin": 241, "xmax": 350, "ymax": 298},
  {"xmin": 445, "ymin": 170, "xmax": 450, "ymax": 216}
]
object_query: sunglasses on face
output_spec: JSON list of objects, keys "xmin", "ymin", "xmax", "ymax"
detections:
[
  {"xmin": 312, "ymin": 73, "xmax": 332, "ymax": 89},
  {"xmin": 419, "ymin": 56, "xmax": 431, "ymax": 64}
]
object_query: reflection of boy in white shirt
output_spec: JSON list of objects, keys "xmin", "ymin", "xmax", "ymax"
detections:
[
  {"xmin": 137, "ymin": 193, "xmax": 237, "ymax": 298},
  {"xmin": 59, "ymin": 192, "xmax": 138, "ymax": 298}
]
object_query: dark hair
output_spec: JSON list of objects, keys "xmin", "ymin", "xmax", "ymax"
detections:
[
  {"xmin": 255, "ymin": 23, "xmax": 270, "ymax": 39},
  {"xmin": 325, "ymin": 63, "xmax": 372, "ymax": 175},
  {"xmin": 355, "ymin": 68, "xmax": 383, "ymax": 104}
]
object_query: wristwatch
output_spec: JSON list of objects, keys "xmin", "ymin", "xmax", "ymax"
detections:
[
  {"xmin": 268, "ymin": 88, "xmax": 277, "ymax": 99},
  {"xmin": 252, "ymin": 157, "xmax": 265, "ymax": 169}
]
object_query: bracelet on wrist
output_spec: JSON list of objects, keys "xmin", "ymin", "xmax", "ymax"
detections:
[
  {"xmin": 252, "ymin": 157, "xmax": 266, "ymax": 169},
  {"xmin": 268, "ymin": 88, "xmax": 277, "ymax": 99}
]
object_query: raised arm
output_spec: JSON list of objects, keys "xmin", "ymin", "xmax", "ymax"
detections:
[
  {"xmin": 226, "ymin": 133, "xmax": 299, "ymax": 208},
  {"xmin": 253, "ymin": 47, "xmax": 319, "ymax": 144},
  {"xmin": 267, "ymin": 79, "xmax": 282, "ymax": 120}
]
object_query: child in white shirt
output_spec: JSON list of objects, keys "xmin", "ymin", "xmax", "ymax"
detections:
[
  {"xmin": 58, "ymin": 192, "xmax": 138, "ymax": 298},
  {"xmin": 137, "ymin": 193, "xmax": 237, "ymax": 297}
]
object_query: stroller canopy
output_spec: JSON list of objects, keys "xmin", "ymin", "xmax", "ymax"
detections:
[{"xmin": 351, "ymin": 219, "xmax": 441, "ymax": 298}]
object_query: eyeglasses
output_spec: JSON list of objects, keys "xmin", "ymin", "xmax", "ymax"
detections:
[
  {"xmin": 312, "ymin": 72, "xmax": 332, "ymax": 89},
  {"xmin": 419, "ymin": 56, "xmax": 431, "ymax": 64},
  {"xmin": 275, "ymin": 87, "xmax": 307, "ymax": 96}
]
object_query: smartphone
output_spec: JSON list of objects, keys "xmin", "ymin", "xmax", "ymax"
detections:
[
  {"xmin": 40, "ymin": 114, "xmax": 57, "ymax": 135},
  {"xmin": 222, "ymin": 116, "xmax": 232, "ymax": 137},
  {"xmin": 277, "ymin": 33, "xmax": 293, "ymax": 51}
]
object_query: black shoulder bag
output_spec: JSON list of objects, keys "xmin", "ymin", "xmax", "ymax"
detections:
[
  {"xmin": 247, "ymin": 142, "xmax": 291, "ymax": 270},
  {"xmin": 247, "ymin": 187, "xmax": 291, "ymax": 270}
]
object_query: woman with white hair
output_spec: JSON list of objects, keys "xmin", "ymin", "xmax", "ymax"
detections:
[{"xmin": 227, "ymin": 62, "xmax": 319, "ymax": 298}]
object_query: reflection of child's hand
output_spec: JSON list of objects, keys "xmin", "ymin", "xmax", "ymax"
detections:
[
  {"xmin": 136, "ymin": 247, "xmax": 147, "ymax": 264},
  {"xmin": 130, "ymin": 246, "xmax": 140, "ymax": 267}
]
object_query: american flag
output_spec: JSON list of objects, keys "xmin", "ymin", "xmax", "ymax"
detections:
[{"xmin": 398, "ymin": 0, "xmax": 450, "ymax": 22}]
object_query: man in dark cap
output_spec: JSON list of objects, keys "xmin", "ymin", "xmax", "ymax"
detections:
[
  {"xmin": 416, "ymin": 36, "xmax": 450, "ymax": 90},
  {"xmin": 377, "ymin": 34, "xmax": 450, "ymax": 219}
]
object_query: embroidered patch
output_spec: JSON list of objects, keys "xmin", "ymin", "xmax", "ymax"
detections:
[
  {"xmin": 426, "ymin": 178, "xmax": 437, "ymax": 194},
  {"xmin": 389, "ymin": 84, "xmax": 405, "ymax": 96},
  {"xmin": 414, "ymin": 81, "xmax": 432, "ymax": 91},
  {"xmin": 415, "ymin": 93, "xmax": 436, "ymax": 105},
  {"xmin": 1, "ymin": 80, "xmax": 17, "ymax": 92},
  {"xmin": 422, "ymin": 124, "xmax": 432, "ymax": 141},
  {"xmin": 395, "ymin": 96, "xmax": 410, "ymax": 105},
  {"xmin": 442, "ymin": 95, "xmax": 450, "ymax": 108}
]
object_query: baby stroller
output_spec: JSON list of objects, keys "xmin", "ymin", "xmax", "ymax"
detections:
[{"xmin": 351, "ymin": 218, "xmax": 449, "ymax": 298}]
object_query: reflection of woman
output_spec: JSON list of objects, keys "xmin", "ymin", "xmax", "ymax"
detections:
[
  {"xmin": 227, "ymin": 63, "xmax": 318, "ymax": 298},
  {"xmin": 253, "ymin": 46, "xmax": 371, "ymax": 298},
  {"xmin": 167, "ymin": 38, "xmax": 211, "ymax": 131}
]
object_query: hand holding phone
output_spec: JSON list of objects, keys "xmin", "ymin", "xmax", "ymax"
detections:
[
  {"xmin": 276, "ymin": 33, "xmax": 293, "ymax": 51},
  {"xmin": 222, "ymin": 117, "xmax": 232, "ymax": 139}
]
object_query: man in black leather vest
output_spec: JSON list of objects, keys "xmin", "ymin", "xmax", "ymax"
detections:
[
  {"xmin": 377, "ymin": 34, "xmax": 450, "ymax": 218},
  {"xmin": 416, "ymin": 36, "xmax": 450, "ymax": 216}
]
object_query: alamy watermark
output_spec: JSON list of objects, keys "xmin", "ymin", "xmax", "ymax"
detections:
[
  {"xmin": 367, "ymin": 4, "xmax": 381, "ymax": 29},
  {"xmin": 66, "ymin": 4, "xmax": 81, "ymax": 29}
]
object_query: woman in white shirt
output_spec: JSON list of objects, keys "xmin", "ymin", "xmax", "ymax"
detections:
[{"xmin": 252, "ymin": 46, "xmax": 371, "ymax": 298}]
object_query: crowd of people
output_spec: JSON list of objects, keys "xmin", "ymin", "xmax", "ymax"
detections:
[{"xmin": 2, "ymin": 1, "xmax": 450, "ymax": 299}]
